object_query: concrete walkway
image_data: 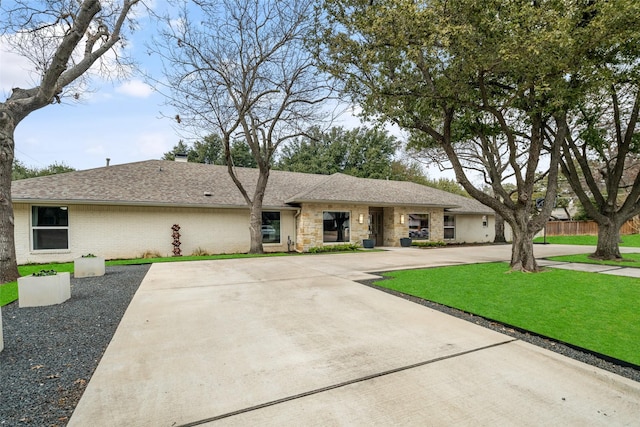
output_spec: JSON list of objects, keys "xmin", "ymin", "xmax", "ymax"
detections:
[
  {"xmin": 69, "ymin": 244, "xmax": 640, "ymax": 426},
  {"xmin": 539, "ymin": 258, "xmax": 640, "ymax": 277}
]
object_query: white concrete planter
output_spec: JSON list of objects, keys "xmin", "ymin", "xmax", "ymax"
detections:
[
  {"xmin": 18, "ymin": 272, "xmax": 71, "ymax": 308},
  {"xmin": 74, "ymin": 256, "xmax": 105, "ymax": 278}
]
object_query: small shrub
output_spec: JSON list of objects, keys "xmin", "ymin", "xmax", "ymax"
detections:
[
  {"xmin": 191, "ymin": 247, "xmax": 210, "ymax": 256},
  {"xmin": 411, "ymin": 240, "xmax": 446, "ymax": 248},
  {"xmin": 140, "ymin": 250, "xmax": 162, "ymax": 259},
  {"xmin": 82, "ymin": 253, "xmax": 97, "ymax": 258},
  {"xmin": 308, "ymin": 243, "xmax": 360, "ymax": 253},
  {"xmin": 32, "ymin": 269, "xmax": 58, "ymax": 277}
]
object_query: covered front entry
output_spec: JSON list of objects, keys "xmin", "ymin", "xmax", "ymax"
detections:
[{"xmin": 369, "ymin": 208, "xmax": 384, "ymax": 246}]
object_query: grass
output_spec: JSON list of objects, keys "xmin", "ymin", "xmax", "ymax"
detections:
[
  {"xmin": 374, "ymin": 262, "xmax": 640, "ymax": 366},
  {"xmin": 548, "ymin": 252, "xmax": 640, "ymax": 267},
  {"xmin": 533, "ymin": 233, "xmax": 640, "ymax": 247},
  {"xmin": 0, "ymin": 252, "xmax": 292, "ymax": 307}
]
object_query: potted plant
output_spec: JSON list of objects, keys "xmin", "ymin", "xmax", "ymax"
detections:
[
  {"xmin": 400, "ymin": 237, "xmax": 412, "ymax": 247},
  {"xmin": 74, "ymin": 253, "xmax": 105, "ymax": 278},
  {"xmin": 18, "ymin": 269, "xmax": 71, "ymax": 308},
  {"xmin": 362, "ymin": 238, "xmax": 375, "ymax": 249}
]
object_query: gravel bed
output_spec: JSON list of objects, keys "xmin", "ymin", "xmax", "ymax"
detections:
[
  {"xmin": 0, "ymin": 264, "xmax": 150, "ymax": 427},
  {"xmin": 360, "ymin": 275, "xmax": 640, "ymax": 383}
]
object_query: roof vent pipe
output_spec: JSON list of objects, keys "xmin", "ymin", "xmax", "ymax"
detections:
[
  {"xmin": 106, "ymin": 158, "xmax": 110, "ymax": 167},
  {"xmin": 175, "ymin": 153, "xmax": 188, "ymax": 162}
]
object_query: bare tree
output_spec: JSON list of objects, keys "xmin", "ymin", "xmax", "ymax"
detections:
[
  {"xmin": 152, "ymin": 0, "xmax": 331, "ymax": 253},
  {"xmin": 0, "ymin": 0, "xmax": 141, "ymax": 283}
]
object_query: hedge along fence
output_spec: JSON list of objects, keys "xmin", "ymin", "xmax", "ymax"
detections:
[{"xmin": 545, "ymin": 219, "xmax": 639, "ymax": 236}]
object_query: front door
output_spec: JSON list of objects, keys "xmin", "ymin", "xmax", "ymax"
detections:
[{"xmin": 369, "ymin": 208, "xmax": 384, "ymax": 246}]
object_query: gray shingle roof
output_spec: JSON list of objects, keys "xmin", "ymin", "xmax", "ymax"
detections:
[
  {"xmin": 287, "ymin": 173, "xmax": 457, "ymax": 208},
  {"xmin": 11, "ymin": 160, "xmax": 493, "ymax": 214}
]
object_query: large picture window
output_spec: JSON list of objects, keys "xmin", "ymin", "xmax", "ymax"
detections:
[
  {"xmin": 444, "ymin": 215, "xmax": 456, "ymax": 240},
  {"xmin": 323, "ymin": 211, "xmax": 350, "ymax": 243},
  {"xmin": 408, "ymin": 213, "xmax": 430, "ymax": 240},
  {"xmin": 261, "ymin": 211, "xmax": 281, "ymax": 244},
  {"xmin": 32, "ymin": 206, "xmax": 69, "ymax": 250}
]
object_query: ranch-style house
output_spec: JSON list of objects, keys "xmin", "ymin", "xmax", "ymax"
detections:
[{"xmin": 11, "ymin": 159, "xmax": 497, "ymax": 264}]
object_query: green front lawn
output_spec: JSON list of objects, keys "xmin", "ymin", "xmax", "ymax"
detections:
[
  {"xmin": 533, "ymin": 233, "xmax": 640, "ymax": 247},
  {"xmin": 375, "ymin": 262, "xmax": 640, "ymax": 366}
]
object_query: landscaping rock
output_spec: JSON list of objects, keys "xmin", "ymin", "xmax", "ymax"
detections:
[{"xmin": 0, "ymin": 264, "xmax": 149, "ymax": 426}]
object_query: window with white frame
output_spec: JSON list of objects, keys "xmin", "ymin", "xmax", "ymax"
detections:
[
  {"xmin": 482, "ymin": 215, "xmax": 488, "ymax": 228},
  {"xmin": 444, "ymin": 215, "xmax": 455, "ymax": 240},
  {"xmin": 261, "ymin": 211, "xmax": 281, "ymax": 244},
  {"xmin": 323, "ymin": 211, "xmax": 350, "ymax": 243},
  {"xmin": 31, "ymin": 206, "xmax": 69, "ymax": 250}
]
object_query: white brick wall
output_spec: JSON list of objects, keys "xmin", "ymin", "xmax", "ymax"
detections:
[
  {"xmin": 13, "ymin": 201, "xmax": 498, "ymax": 264},
  {"xmin": 14, "ymin": 203, "xmax": 296, "ymax": 264},
  {"xmin": 451, "ymin": 214, "xmax": 496, "ymax": 243}
]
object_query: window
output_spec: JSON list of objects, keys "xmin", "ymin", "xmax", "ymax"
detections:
[
  {"xmin": 444, "ymin": 215, "xmax": 455, "ymax": 240},
  {"xmin": 323, "ymin": 211, "xmax": 350, "ymax": 243},
  {"xmin": 408, "ymin": 213, "xmax": 430, "ymax": 240},
  {"xmin": 482, "ymin": 215, "xmax": 488, "ymax": 228},
  {"xmin": 32, "ymin": 206, "xmax": 69, "ymax": 250},
  {"xmin": 261, "ymin": 211, "xmax": 281, "ymax": 244}
]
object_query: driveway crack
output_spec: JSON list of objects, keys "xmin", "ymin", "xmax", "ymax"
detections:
[{"xmin": 175, "ymin": 338, "xmax": 517, "ymax": 427}]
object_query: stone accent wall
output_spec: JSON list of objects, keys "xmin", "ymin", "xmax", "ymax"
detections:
[
  {"xmin": 430, "ymin": 208, "xmax": 445, "ymax": 241},
  {"xmin": 383, "ymin": 207, "xmax": 402, "ymax": 246},
  {"xmin": 296, "ymin": 203, "xmax": 369, "ymax": 252},
  {"xmin": 382, "ymin": 206, "xmax": 445, "ymax": 246}
]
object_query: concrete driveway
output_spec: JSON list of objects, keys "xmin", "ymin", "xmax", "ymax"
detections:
[{"xmin": 69, "ymin": 245, "xmax": 640, "ymax": 426}]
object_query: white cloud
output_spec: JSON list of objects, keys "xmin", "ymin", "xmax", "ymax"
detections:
[
  {"xmin": 115, "ymin": 79, "xmax": 154, "ymax": 98},
  {"xmin": 0, "ymin": 39, "xmax": 39, "ymax": 94},
  {"xmin": 0, "ymin": 12, "xmax": 138, "ymax": 100},
  {"xmin": 135, "ymin": 131, "xmax": 174, "ymax": 158}
]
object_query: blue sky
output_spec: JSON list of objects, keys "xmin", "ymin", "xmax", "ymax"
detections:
[{"xmin": 0, "ymin": 3, "xmax": 185, "ymax": 171}]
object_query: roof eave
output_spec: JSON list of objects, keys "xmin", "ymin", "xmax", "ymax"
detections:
[
  {"xmin": 12, "ymin": 198, "xmax": 297, "ymax": 210},
  {"xmin": 286, "ymin": 197, "xmax": 460, "ymax": 209}
]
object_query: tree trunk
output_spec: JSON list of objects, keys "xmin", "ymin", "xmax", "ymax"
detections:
[
  {"xmin": 510, "ymin": 228, "xmax": 538, "ymax": 272},
  {"xmin": 592, "ymin": 219, "xmax": 622, "ymax": 260},
  {"xmin": 0, "ymin": 111, "xmax": 20, "ymax": 283},
  {"xmin": 247, "ymin": 167, "xmax": 269, "ymax": 254},
  {"xmin": 508, "ymin": 210, "xmax": 540, "ymax": 272},
  {"xmin": 248, "ymin": 202, "xmax": 264, "ymax": 254},
  {"xmin": 494, "ymin": 213, "xmax": 507, "ymax": 243}
]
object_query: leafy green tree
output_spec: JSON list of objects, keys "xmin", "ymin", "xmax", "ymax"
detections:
[
  {"xmin": 163, "ymin": 135, "xmax": 256, "ymax": 167},
  {"xmin": 229, "ymin": 139, "xmax": 257, "ymax": 168},
  {"xmin": 278, "ymin": 126, "xmax": 469, "ymax": 196},
  {"xmin": 11, "ymin": 160, "xmax": 32, "ymax": 181},
  {"xmin": 318, "ymin": 0, "xmax": 609, "ymax": 272},
  {"xmin": 277, "ymin": 126, "xmax": 397, "ymax": 179},
  {"xmin": 162, "ymin": 141, "xmax": 192, "ymax": 161},
  {"xmin": 12, "ymin": 160, "xmax": 75, "ymax": 180}
]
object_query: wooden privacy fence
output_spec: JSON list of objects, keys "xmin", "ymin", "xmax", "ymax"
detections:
[{"xmin": 545, "ymin": 219, "xmax": 639, "ymax": 236}]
